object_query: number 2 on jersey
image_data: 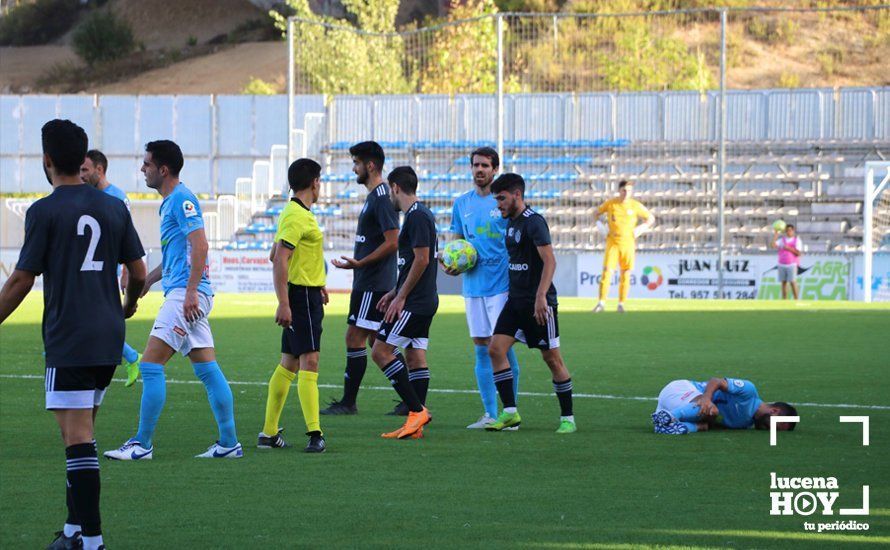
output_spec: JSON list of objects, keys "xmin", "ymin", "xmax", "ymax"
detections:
[{"xmin": 77, "ymin": 215, "xmax": 104, "ymax": 272}]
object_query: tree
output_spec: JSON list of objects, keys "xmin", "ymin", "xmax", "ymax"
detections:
[{"xmin": 270, "ymin": 0, "xmax": 414, "ymax": 95}]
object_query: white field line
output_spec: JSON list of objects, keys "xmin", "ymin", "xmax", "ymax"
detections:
[{"xmin": 1, "ymin": 373, "xmax": 889, "ymax": 411}]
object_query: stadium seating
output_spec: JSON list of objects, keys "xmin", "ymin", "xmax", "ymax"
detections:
[{"xmin": 224, "ymin": 138, "xmax": 888, "ymax": 253}]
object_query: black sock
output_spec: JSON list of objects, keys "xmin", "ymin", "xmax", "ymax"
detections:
[
  {"xmin": 65, "ymin": 480, "xmax": 78, "ymax": 527},
  {"xmin": 383, "ymin": 355, "xmax": 423, "ymax": 412},
  {"xmin": 408, "ymin": 367, "xmax": 430, "ymax": 405},
  {"xmin": 66, "ymin": 443, "xmax": 101, "ymax": 537},
  {"xmin": 553, "ymin": 378, "xmax": 573, "ymax": 417},
  {"xmin": 342, "ymin": 347, "xmax": 367, "ymax": 406},
  {"xmin": 493, "ymin": 368, "xmax": 516, "ymax": 408}
]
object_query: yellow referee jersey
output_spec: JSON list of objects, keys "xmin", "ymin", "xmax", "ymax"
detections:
[
  {"xmin": 597, "ymin": 198, "xmax": 652, "ymax": 243},
  {"xmin": 274, "ymin": 198, "xmax": 325, "ymax": 287}
]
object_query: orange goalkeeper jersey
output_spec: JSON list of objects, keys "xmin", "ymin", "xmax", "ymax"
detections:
[{"xmin": 597, "ymin": 198, "xmax": 652, "ymax": 243}]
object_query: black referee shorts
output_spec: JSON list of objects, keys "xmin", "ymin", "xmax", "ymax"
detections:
[
  {"xmin": 281, "ymin": 285, "xmax": 324, "ymax": 357},
  {"xmin": 493, "ymin": 298, "xmax": 560, "ymax": 351}
]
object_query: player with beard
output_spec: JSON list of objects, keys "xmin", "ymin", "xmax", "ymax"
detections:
[
  {"xmin": 441, "ymin": 147, "xmax": 521, "ymax": 429},
  {"xmin": 323, "ymin": 141, "xmax": 399, "ymax": 415},
  {"xmin": 486, "ymin": 173, "xmax": 576, "ymax": 434}
]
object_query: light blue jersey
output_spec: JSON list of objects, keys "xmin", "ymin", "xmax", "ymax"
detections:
[
  {"xmin": 104, "ymin": 183, "xmax": 131, "ymax": 276},
  {"xmin": 103, "ymin": 183, "xmax": 130, "ymax": 210},
  {"xmin": 159, "ymin": 183, "xmax": 212, "ymax": 297},
  {"xmin": 450, "ymin": 190, "xmax": 509, "ymax": 298},
  {"xmin": 693, "ymin": 378, "xmax": 763, "ymax": 429}
]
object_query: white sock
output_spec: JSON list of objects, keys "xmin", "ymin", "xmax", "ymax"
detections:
[
  {"xmin": 504, "ymin": 406, "xmax": 517, "ymax": 414},
  {"xmin": 82, "ymin": 535, "xmax": 103, "ymax": 550},
  {"xmin": 596, "ymin": 301, "xmax": 604, "ymax": 307},
  {"xmin": 63, "ymin": 523, "xmax": 81, "ymax": 538},
  {"xmin": 561, "ymin": 415, "xmax": 575, "ymax": 423}
]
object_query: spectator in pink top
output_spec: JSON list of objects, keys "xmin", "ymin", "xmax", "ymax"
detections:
[{"xmin": 773, "ymin": 224, "xmax": 803, "ymax": 300}]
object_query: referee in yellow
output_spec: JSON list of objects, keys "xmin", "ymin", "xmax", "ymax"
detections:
[
  {"xmin": 258, "ymin": 158, "xmax": 329, "ymax": 453},
  {"xmin": 593, "ymin": 180, "xmax": 655, "ymax": 313}
]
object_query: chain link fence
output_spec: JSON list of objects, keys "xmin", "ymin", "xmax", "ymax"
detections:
[{"xmin": 279, "ymin": 6, "xmax": 889, "ymax": 294}]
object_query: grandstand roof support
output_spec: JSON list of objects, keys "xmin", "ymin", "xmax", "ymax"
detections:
[{"xmin": 496, "ymin": 14, "xmax": 505, "ymax": 163}]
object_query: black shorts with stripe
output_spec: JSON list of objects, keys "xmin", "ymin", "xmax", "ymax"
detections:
[
  {"xmin": 281, "ymin": 284, "xmax": 324, "ymax": 357},
  {"xmin": 493, "ymin": 298, "xmax": 560, "ymax": 350},
  {"xmin": 376, "ymin": 309, "xmax": 434, "ymax": 350},
  {"xmin": 45, "ymin": 365, "xmax": 116, "ymax": 410},
  {"xmin": 347, "ymin": 289, "xmax": 389, "ymax": 331}
]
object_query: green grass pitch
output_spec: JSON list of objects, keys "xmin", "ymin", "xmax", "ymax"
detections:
[{"xmin": 1, "ymin": 294, "xmax": 888, "ymax": 549}]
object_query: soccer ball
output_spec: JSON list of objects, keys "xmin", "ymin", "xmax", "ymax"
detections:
[
  {"xmin": 773, "ymin": 219, "xmax": 787, "ymax": 232},
  {"xmin": 442, "ymin": 239, "xmax": 477, "ymax": 273}
]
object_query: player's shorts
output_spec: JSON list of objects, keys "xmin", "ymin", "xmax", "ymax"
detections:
[
  {"xmin": 654, "ymin": 380, "xmax": 702, "ymax": 414},
  {"xmin": 377, "ymin": 310, "xmax": 434, "ymax": 350},
  {"xmin": 150, "ymin": 288, "xmax": 215, "ymax": 356},
  {"xmin": 347, "ymin": 290, "xmax": 389, "ymax": 331},
  {"xmin": 777, "ymin": 264, "xmax": 797, "ymax": 282},
  {"xmin": 493, "ymin": 298, "xmax": 560, "ymax": 350},
  {"xmin": 45, "ymin": 365, "xmax": 116, "ymax": 410},
  {"xmin": 604, "ymin": 240, "xmax": 635, "ymax": 272},
  {"xmin": 464, "ymin": 292, "xmax": 509, "ymax": 339},
  {"xmin": 281, "ymin": 285, "xmax": 324, "ymax": 357}
]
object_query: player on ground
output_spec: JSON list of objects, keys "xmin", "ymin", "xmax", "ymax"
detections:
[
  {"xmin": 80, "ymin": 149, "xmax": 143, "ymax": 386},
  {"xmin": 105, "ymin": 140, "xmax": 242, "ymax": 460},
  {"xmin": 773, "ymin": 224, "xmax": 803, "ymax": 300},
  {"xmin": 593, "ymin": 180, "xmax": 655, "ymax": 313},
  {"xmin": 258, "ymin": 159, "xmax": 328, "ymax": 453},
  {"xmin": 323, "ymin": 141, "xmax": 399, "ymax": 415},
  {"xmin": 441, "ymin": 147, "xmax": 521, "ymax": 429},
  {"xmin": 372, "ymin": 166, "xmax": 435, "ymax": 439},
  {"xmin": 651, "ymin": 377, "xmax": 798, "ymax": 435},
  {"xmin": 0, "ymin": 119, "xmax": 147, "ymax": 550},
  {"xmin": 486, "ymin": 173, "xmax": 576, "ymax": 434}
]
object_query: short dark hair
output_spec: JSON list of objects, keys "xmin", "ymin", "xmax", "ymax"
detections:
[
  {"xmin": 491, "ymin": 173, "xmax": 525, "ymax": 196},
  {"xmin": 786, "ymin": 224, "xmax": 795, "ymax": 230},
  {"xmin": 42, "ymin": 119, "xmax": 88, "ymax": 176},
  {"xmin": 85, "ymin": 149, "xmax": 108, "ymax": 172},
  {"xmin": 145, "ymin": 140, "xmax": 184, "ymax": 176},
  {"xmin": 288, "ymin": 158, "xmax": 321, "ymax": 192},
  {"xmin": 349, "ymin": 141, "xmax": 385, "ymax": 172},
  {"xmin": 618, "ymin": 180, "xmax": 633, "ymax": 189},
  {"xmin": 387, "ymin": 166, "xmax": 418, "ymax": 195},
  {"xmin": 774, "ymin": 402, "xmax": 798, "ymax": 430},
  {"xmin": 470, "ymin": 146, "xmax": 499, "ymax": 170},
  {"xmin": 756, "ymin": 402, "xmax": 798, "ymax": 431}
]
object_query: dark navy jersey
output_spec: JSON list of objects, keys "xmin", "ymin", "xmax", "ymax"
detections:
[
  {"xmin": 505, "ymin": 207, "xmax": 557, "ymax": 306},
  {"xmin": 352, "ymin": 183, "xmax": 399, "ymax": 292},
  {"xmin": 397, "ymin": 201, "xmax": 439, "ymax": 316},
  {"xmin": 16, "ymin": 184, "xmax": 144, "ymax": 368}
]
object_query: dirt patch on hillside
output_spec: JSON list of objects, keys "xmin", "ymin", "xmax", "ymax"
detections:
[
  {"xmin": 90, "ymin": 41, "xmax": 286, "ymax": 94},
  {"xmin": 0, "ymin": 46, "xmax": 77, "ymax": 92},
  {"xmin": 110, "ymin": 0, "xmax": 267, "ymax": 50}
]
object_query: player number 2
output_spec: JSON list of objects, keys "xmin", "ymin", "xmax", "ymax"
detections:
[{"xmin": 77, "ymin": 215, "xmax": 104, "ymax": 272}]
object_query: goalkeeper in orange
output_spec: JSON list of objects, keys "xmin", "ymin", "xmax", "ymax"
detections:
[{"xmin": 593, "ymin": 180, "xmax": 655, "ymax": 313}]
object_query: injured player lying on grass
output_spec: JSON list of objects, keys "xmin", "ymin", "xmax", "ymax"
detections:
[{"xmin": 651, "ymin": 377, "xmax": 798, "ymax": 435}]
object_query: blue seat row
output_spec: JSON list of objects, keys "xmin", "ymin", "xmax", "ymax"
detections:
[
  {"xmin": 225, "ymin": 240, "xmax": 273, "ymax": 251},
  {"xmin": 328, "ymin": 139, "xmax": 630, "ymax": 151},
  {"xmin": 457, "ymin": 156, "xmax": 595, "ymax": 165}
]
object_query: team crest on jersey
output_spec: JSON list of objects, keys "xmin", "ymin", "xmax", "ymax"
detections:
[
  {"xmin": 515, "ymin": 230, "xmax": 522, "ymax": 243},
  {"xmin": 627, "ymin": 209, "xmax": 634, "ymax": 215},
  {"xmin": 183, "ymin": 200, "xmax": 198, "ymax": 218},
  {"xmin": 490, "ymin": 208, "xmax": 500, "ymax": 218},
  {"xmin": 508, "ymin": 227, "xmax": 514, "ymax": 237}
]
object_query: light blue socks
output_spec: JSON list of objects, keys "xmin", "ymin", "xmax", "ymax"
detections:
[
  {"xmin": 671, "ymin": 403, "xmax": 702, "ymax": 423},
  {"xmin": 122, "ymin": 342, "xmax": 139, "ymax": 364},
  {"xmin": 134, "ymin": 362, "xmax": 166, "ymax": 449},
  {"xmin": 192, "ymin": 361, "xmax": 237, "ymax": 448},
  {"xmin": 474, "ymin": 345, "xmax": 498, "ymax": 418},
  {"xmin": 506, "ymin": 347, "xmax": 520, "ymax": 400}
]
